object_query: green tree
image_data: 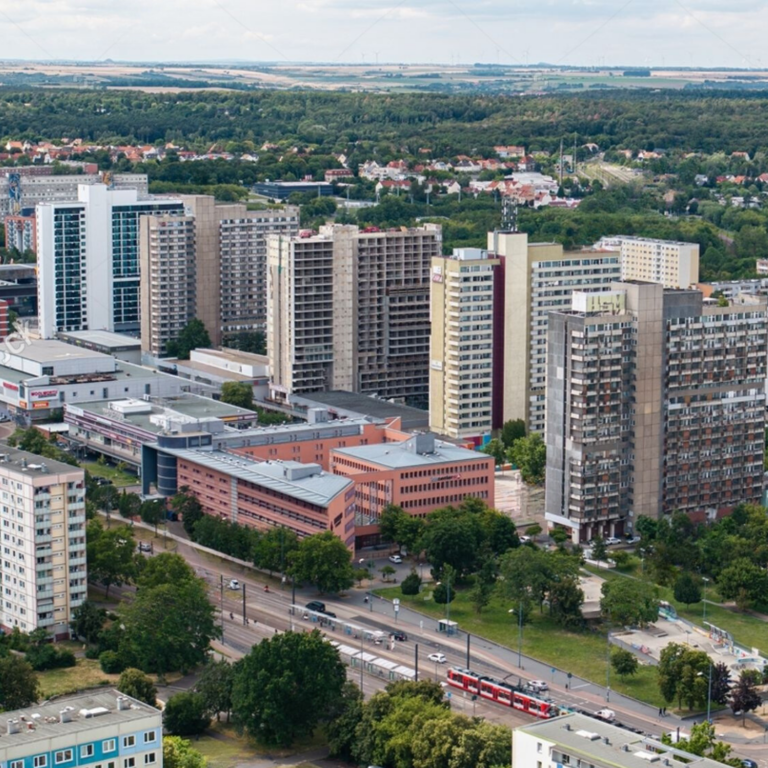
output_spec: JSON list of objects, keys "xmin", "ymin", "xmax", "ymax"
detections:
[
  {"xmin": 219, "ymin": 381, "xmax": 254, "ymax": 410},
  {"xmin": 86, "ymin": 520, "xmax": 140, "ymax": 598},
  {"xmin": 548, "ymin": 576, "xmax": 585, "ymax": 628},
  {"xmin": 499, "ymin": 546, "xmax": 579, "ymax": 611},
  {"xmin": 710, "ymin": 662, "xmax": 732, "ymax": 706},
  {"xmin": 717, "ymin": 557, "xmax": 767, "ymax": 608},
  {"xmin": 70, "ymin": 600, "xmax": 107, "ymax": 643},
  {"xmin": 501, "ymin": 418, "xmax": 526, "ymax": 448},
  {"xmin": 162, "ymin": 737, "xmax": 207, "ymax": 768},
  {"xmin": 117, "ymin": 668, "xmax": 158, "ymax": 706},
  {"xmin": 661, "ymin": 721, "xmax": 739, "ymax": 765},
  {"xmin": 232, "ymin": 630, "xmax": 346, "ymax": 747},
  {"xmin": 508, "ymin": 433, "xmax": 546, "ymax": 484},
  {"xmin": 164, "ymin": 692, "xmax": 210, "ymax": 736},
  {"xmin": 326, "ymin": 682, "xmax": 364, "ymax": 761},
  {"xmin": 0, "ymin": 656, "xmax": 39, "ymax": 710},
  {"xmin": 166, "ymin": 318, "xmax": 212, "ymax": 360},
  {"xmin": 196, "ymin": 660, "xmax": 235, "ymax": 722},
  {"xmin": 600, "ymin": 578, "xmax": 659, "ymax": 627},
  {"xmin": 400, "ymin": 570, "xmax": 422, "ymax": 596},
  {"xmin": 171, "ymin": 487, "xmax": 204, "ymax": 536},
  {"xmin": 138, "ymin": 552, "xmax": 197, "ymax": 589},
  {"xmin": 657, "ymin": 643, "xmax": 711, "ymax": 709},
  {"xmin": 590, "ymin": 534, "xmax": 608, "ymax": 563},
  {"xmin": 222, "ymin": 331, "xmax": 266, "ymax": 355},
  {"xmin": 119, "ymin": 572, "xmax": 220, "ymax": 676},
  {"xmin": 379, "ymin": 505, "xmax": 424, "ymax": 555},
  {"xmin": 730, "ymin": 670, "xmax": 762, "ymax": 724},
  {"xmin": 140, "ymin": 499, "xmax": 165, "ymax": 535},
  {"xmin": 253, "ymin": 526, "xmax": 298, "ymax": 574},
  {"xmin": 291, "ymin": 531, "xmax": 354, "ymax": 594},
  {"xmin": 480, "ymin": 438, "xmax": 506, "ymax": 466},
  {"xmin": 611, "ymin": 648, "xmax": 639, "ymax": 680},
  {"xmin": 673, "ymin": 572, "xmax": 702, "ymax": 607},
  {"xmin": 380, "ymin": 564, "xmax": 396, "ymax": 582},
  {"xmin": 421, "ymin": 507, "xmax": 484, "ymax": 577},
  {"xmin": 117, "ymin": 491, "xmax": 142, "ymax": 519}
]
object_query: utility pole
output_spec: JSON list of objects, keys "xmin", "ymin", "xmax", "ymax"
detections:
[
  {"xmin": 220, "ymin": 574, "xmax": 224, "ymax": 643},
  {"xmin": 414, "ymin": 643, "xmax": 419, "ymax": 681},
  {"xmin": 242, "ymin": 583, "xmax": 246, "ymax": 625},
  {"xmin": 559, "ymin": 138, "xmax": 564, "ymax": 187}
]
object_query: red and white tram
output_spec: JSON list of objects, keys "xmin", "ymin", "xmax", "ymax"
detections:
[{"xmin": 447, "ymin": 667, "xmax": 560, "ymax": 720}]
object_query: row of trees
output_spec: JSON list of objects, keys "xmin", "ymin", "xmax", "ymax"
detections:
[{"xmin": 481, "ymin": 419, "xmax": 547, "ymax": 485}]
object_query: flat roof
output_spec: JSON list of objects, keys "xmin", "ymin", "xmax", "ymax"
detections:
[
  {"xmin": 192, "ymin": 348, "xmax": 269, "ymax": 365},
  {"xmin": 0, "ymin": 442, "xmax": 83, "ymax": 479},
  {"xmin": 166, "ymin": 359, "xmax": 254, "ymax": 382},
  {"xmin": 161, "ymin": 449, "xmax": 352, "ymax": 507},
  {"xmin": 334, "ymin": 439, "xmax": 483, "ymax": 470},
  {"xmin": 0, "ymin": 690, "xmax": 159, "ymax": 747},
  {"xmin": 57, "ymin": 330, "xmax": 141, "ymax": 349},
  {"xmin": 70, "ymin": 394, "xmax": 255, "ymax": 432},
  {"xmin": 516, "ymin": 714, "xmax": 727, "ymax": 768},
  {"xmin": 13, "ymin": 339, "xmax": 107, "ymax": 364},
  {"xmin": 295, "ymin": 391, "xmax": 429, "ymax": 430}
]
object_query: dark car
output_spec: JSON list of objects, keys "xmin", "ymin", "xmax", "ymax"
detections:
[
  {"xmin": 306, "ymin": 600, "xmax": 326, "ymax": 613},
  {"xmin": 391, "ymin": 631, "xmax": 408, "ymax": 641},
  {"xmin": 323, "ymin": 611, "xmax": 337, "ymax": 619},
  {"xmin": 741, "ymin": 760, "xmax": 758, "ymax": 768}
]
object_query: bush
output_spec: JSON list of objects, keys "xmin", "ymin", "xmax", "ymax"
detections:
[
  {"xmin": 99, "ymin": 650, "xmax": 125, "ymax": 674},
  {"xmin": 163, "ymin": 692, "xmax": 210, "ymax": 736},
  {"xmin": 84, "ymin": 646, "xmax": 100, "ymax": 660},
  {"xmin": 27, "ymin": 645, "xmax": 76, "ymax": 671},
  {"xmin": 433, "ymin": 582, "xmax": 455, "ymax": 604},
  {"xmin": 400, "ymin": 571, "xmax": 422, "ymax": 596}
]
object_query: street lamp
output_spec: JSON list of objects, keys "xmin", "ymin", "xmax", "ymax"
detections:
[
  {"xmin": 605, "ymin": 625, "xmax": 611, "ymax": 700},
  {"xmin": 702, "ymin": 577, "xmax": 710, "ymax": 623},
  {"xmin": 436, "ymin": 579, "xmax": 452, "ymax": 626},
  {"xmin": 508, "ymin": 603, "xmax": 524, "ymax": 669},
  {"xmin": 698, "ymin": 665, "xmax": 712, "ymax": 723}
]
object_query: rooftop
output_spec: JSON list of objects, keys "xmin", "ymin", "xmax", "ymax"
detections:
[
  {"xmin": 161, "ymin": 449, "xmax": 353, "ymax": 507},
  {"xmin": 333, "ymin": 434, "xmax": 485, "ymax": 469},
  {"xmin": 11, "ymin": 339, "xmax": 107, "ymax": 365},
  {"xmin": 293, "ymin": 391, "xmax": 429, "ymax": 431},
  {"xmin": 0, "ymin": 690, "xmax": 160, "ymax": 747},
  {"xmin": 516, "ymin": 714, "xmax": 728, "ymax": 768},
  {"xmin": 57, "ymin": 330, "xmax": 142, "ymax": 350},
  {"xmin": 0, "ymin": 442, "xmax": 83, "ymax": 479}
]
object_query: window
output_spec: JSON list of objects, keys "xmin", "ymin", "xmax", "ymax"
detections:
[
  {"xmin": 35, "ymin": 756, "xmax": 48, "ymax": 768},
  {"xmin": 81, "ymin": 746, "xmax": 94, "ymax": 759},
  {"xmin": 55, "ymin": 750, "xmax": 73, "ymax": 764},
  {"xmin": 123, "ymin": 736, "xmax": 135, "ymax": 748},
  {"xmin": 536, "ymin": 743, "xmax": 542, "ymax": 754},
  {"xmin": 144, "ymin": 755, "xmax": 156, "ymax": 766},
  {"xmin": 11, "ymin": 760, "xmax": 23, "ymax": 768},
  {"xmin": 103, "ymin": 740, "xmax": 116, "ymax": 753},
  {"xmin": 124, "ymin": 759, "xmax": 135, "ymax": 768},
  {"xmin": 143, "ymin": 731, "xmax": 156, "ymax": 744}
]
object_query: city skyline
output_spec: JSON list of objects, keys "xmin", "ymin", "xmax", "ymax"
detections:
[{"xmin": 1, "ymin": 0, "xmax": 765, "ymax": 67}]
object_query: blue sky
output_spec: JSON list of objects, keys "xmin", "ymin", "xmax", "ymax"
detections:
[{"xmin": 1, "ymin": 0, "xmax": 765, "ymax": 67}]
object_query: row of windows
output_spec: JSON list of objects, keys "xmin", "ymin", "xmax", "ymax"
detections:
[{"xmin": 27, "ymin": 732, "xmax": 157, "ymax": 768}]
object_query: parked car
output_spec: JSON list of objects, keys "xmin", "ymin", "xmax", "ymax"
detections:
[
  {"xmin": 519, "ymin": 535, "xmax": 532, "ymax": 543},
  {"xmin": 306, "ymin": 600, "xmax": 326, "ymax": 613},
  {"xmin": 626, "ymin": 535, "xmax": 641, "ymax": 544},
  {"xmin": 391, "ymin": 630, "xmax": 408, "ymax": 641},
  {"xmin": 526, "ymin": 680, "xmax": 549, "ymax": 692},
  {"xmin": 388, "ymin": 554, "xmax": 403, "ymax": 564},
  {"xmin": 741, "ymin": 760, "xmax": 758, "ymax": 768},
  {"xmin": 595, "ymin": 709, "xmax": 615, "ymax": 721},
  {"xmin": 228, "ymin": 579, "xmax": 240, "ymax": 590},
  {"xmin": 428, "ymin": 652, "xmax": 447, "ymax": 663},
  {"xmin": 137, "ymin": 542, "xmax": 152, "ymax": 553},
  {"xmin": 605, "ymin": 537, "xmax": 622, "ymax": 545}
]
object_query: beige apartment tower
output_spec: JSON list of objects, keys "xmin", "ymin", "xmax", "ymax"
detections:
[
  {"xmin": 267, "ymin": 224, "xmax": 441, "ymax": 406},
  {"xmin": 429, "ymin": 248, "xmax": 499, "ymax": 442},
  {"xmin": 0, "ymin": 446, "xmax": 87, "ymax": 638},
  {"xmin": 613, "ymin": 236, "xmax": 699, "ymax": 287},
  {"xmin": 179, "ymin": 196, "xmax": 299, "ymax": 347},
  {"xmin": 139, "ymin": 214, "xmax": 197, "ymax": 358},
  {"xmin": 490, "ymin": 231, "xmax": 621, "ymax": 434}
]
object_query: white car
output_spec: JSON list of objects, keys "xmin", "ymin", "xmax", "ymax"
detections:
[
  {"xmin": 605, "ymin": 537, "xmax": 622, "ymax": 546},
  {"xmin": 519, "ymin": 535, "xmax": 532, "ymax": 543},
  {"xmin": 388, "ymin": 554, "xmax": 403, "ymax": 564},
  {"xmin": 595, "ymin": 709, "xmax": 615, "ymax": 721},
  {"xmin": 428, "ymin": 652, "xmax": 447, "ymax": 664},
  {"xmin": 626, "ymin": 536, "xmax": 641, "ymax": 545},
  {"xmin": 526, "ymin": 680, "xmax": 549, "ymax": 692},
  {"xmin": 228, "ymin": 579, "xmax": 241, "ymax": 590}
]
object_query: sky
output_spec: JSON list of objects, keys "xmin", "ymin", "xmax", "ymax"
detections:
[{"xmin": 0, "ymin": 0, "xmax": 766, "ymax": 68}]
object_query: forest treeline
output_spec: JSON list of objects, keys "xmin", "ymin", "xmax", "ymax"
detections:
[{"xmin": 5, "ymin": 89, "xmax": 768, "ymax": 154}]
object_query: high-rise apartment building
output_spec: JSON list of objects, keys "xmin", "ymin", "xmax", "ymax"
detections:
[
  {"xmin": 429, "ymin": 248, "xmax": 499, "ymax": 442},
  {"xmin": 179, "ymin": 196, "xmax": 299, "ymax": 348},
  {"xmin": 37, "ymin": 185, "xmax": 183, "ymax": 337},
  {"xmin": 615, "ymin": 236, "xmax": 699, "ymax": 287},
  {"xmin": 267, "ymin": 223, "xmax": 441, "ymax": 406},
  {"xmin": 139, "ymin": 214, "xmax": 197, "ymax": 357},
  {"xmin": 545, "ymin": 282, "xmax": 768, "ymax": 543},
  {"xmin": 4, "ymin": 213, "xmax": 36, "ymax": 252},
  {"xmin": 0, "ymin": 446, "xmax": 87, "ymax": 638},
  {"xmin": 489, "ymin": 231, "xmax": 621, "ymax": 434}
]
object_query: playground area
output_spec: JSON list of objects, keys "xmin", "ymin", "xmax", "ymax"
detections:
[{"xmin": 581, "ymin": 572, "xmax": 767, "ymax": 674}]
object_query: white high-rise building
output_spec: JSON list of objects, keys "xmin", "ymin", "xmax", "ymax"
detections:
[
  {"xmin": 37, "ymin": 185, "xmax": 183, "ymax": 338},
  {"xmin": 0, "ymin": 446, "xmax": 87, "ymax": 638}
]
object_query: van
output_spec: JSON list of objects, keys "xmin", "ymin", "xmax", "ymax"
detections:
[{"xmin": 306, "ymin": 600, "xmax": 326, "ymax": 613}]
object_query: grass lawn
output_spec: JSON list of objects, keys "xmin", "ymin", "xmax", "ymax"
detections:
[
  {"xmin": 38, "ymin": 658, "xmax": 117, "ymax": 698},
  {"xmin": 195, "ymin": 723, "xmax": 327, "ymax": 768},
  {"xmin": 584, "ymin": 565, "xmax": 767, "ymax": 655},
  {"xmin": 82, "ymin": 461, "xmax": 138, "ymax": 487},
  {"xmin": 375, "ymin": 585, "xmax": 666, "ymax": 708}
]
